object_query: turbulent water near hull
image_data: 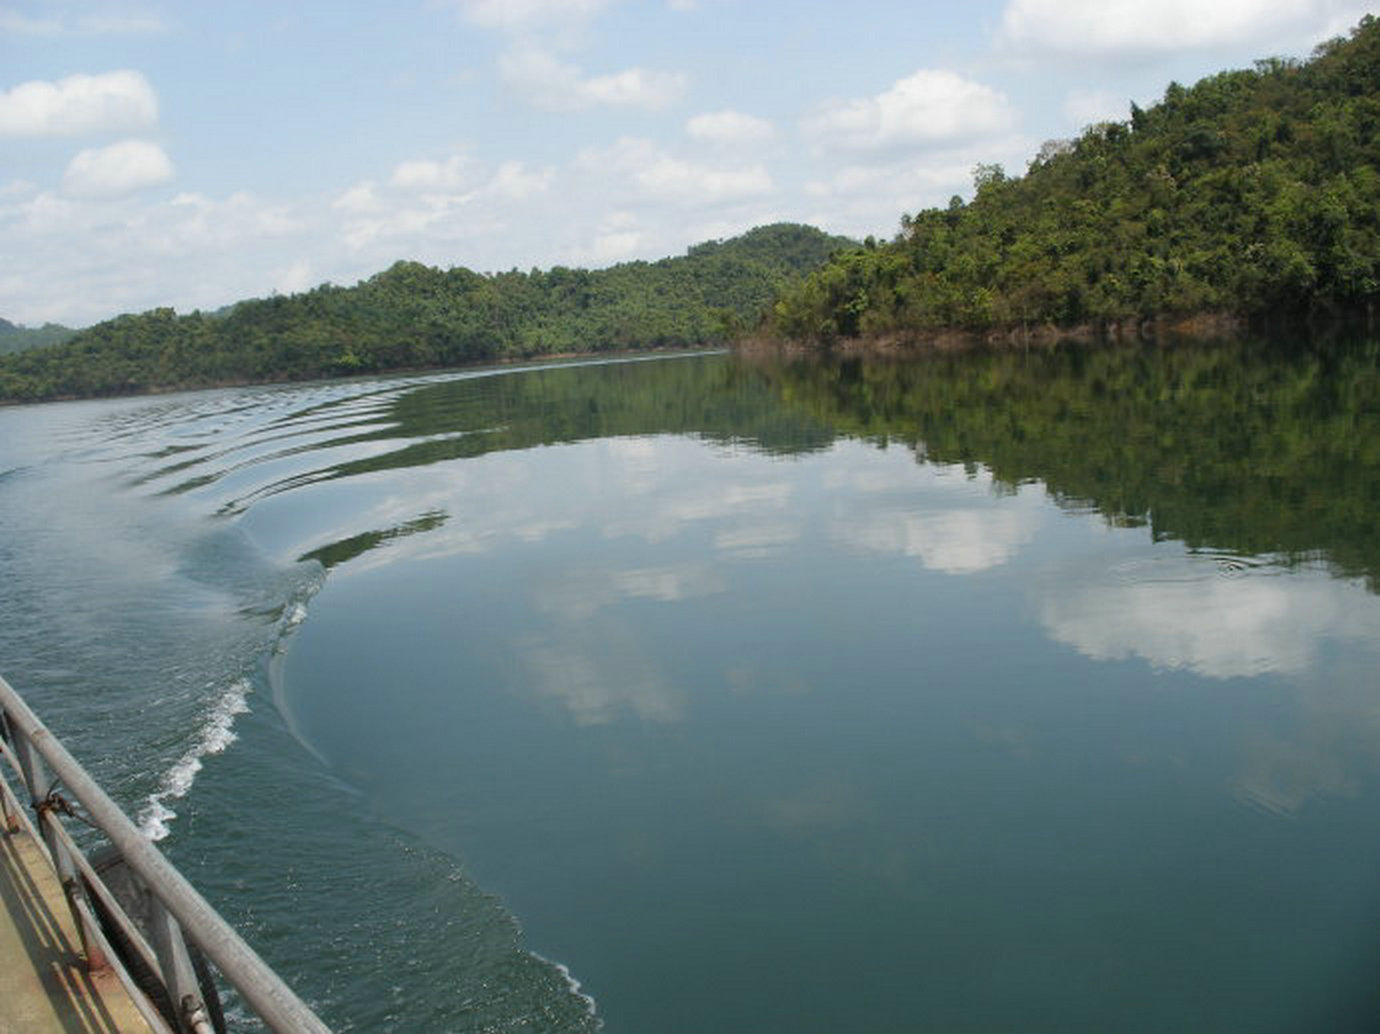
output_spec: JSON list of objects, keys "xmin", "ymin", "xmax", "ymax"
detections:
[
  {"xmin": 2, "ymin": 346, "xmax": 1380, "ymax": 1033},
  {"xmin": 0, "ymin": 371, "xmax": 603, "ymax": 1032}
]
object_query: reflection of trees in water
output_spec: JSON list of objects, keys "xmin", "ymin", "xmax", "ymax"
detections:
[
  {"xmin": 249, "ymin": 355, "xmax": 835, "ymax": 570},
  {"xmin": 315, "ymin": 355, "xmax": 837, "ymax": 484},
  {"xmin": 754, "ymin": 337, "xmax": 1380, "ymax": 591}
]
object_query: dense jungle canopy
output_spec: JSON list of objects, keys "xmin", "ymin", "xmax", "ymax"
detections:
[
  {"xmin": 0, "ymin": 223, "xmax": 850, "ymax": 402},
  {"xmin": 768, "ymin": 16, "xmax": 1380, "ymax": 343}
]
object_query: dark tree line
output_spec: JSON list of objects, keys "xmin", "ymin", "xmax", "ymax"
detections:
[{"xmin": 0, "ymin": 223, "xmax": 851, "ymax": 403}]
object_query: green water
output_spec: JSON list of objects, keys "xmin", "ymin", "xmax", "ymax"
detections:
[
  {"xmin": 2, "ymin": 343, "xmax": 1378, "ymax": 1032},
  {"xmin": 271, "ymin": 345, "xmax": 1380, "ymax": 1031}
]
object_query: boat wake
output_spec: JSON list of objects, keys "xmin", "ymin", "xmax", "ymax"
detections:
[
  {"xmin": 137, "ymin": 575, "xmax": 324, "ymax": 841},
  {"xmin": 138, "ymin": 677, "xmax": 252, "ymax": 840}
]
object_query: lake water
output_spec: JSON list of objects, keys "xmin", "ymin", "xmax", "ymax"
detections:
[{"xmin": 1, "ymin": 342, "xmax": 1378, "ymax": 1032}]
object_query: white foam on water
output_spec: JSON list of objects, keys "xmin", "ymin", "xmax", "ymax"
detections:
[
  {"xmin": 138, "ymin": 677, "xmax": 252, "ymax": 841},
  {"xmin": 280, "ymin": 601, "xmax": 310, "ymax": 637},
  {"xmin": 534, "ymin": 953, "xmax": 602, "ymax": 1024}
]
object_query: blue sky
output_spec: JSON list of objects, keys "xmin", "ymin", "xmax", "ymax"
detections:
[{"xmin": 1, "ymin": 0, "xmax": 1372, "ymax": 326}]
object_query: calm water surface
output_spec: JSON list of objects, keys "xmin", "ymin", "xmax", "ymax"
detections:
[{"xmin": 1, "ymin": 344, "xmax": 1378, "ymax": 1032}]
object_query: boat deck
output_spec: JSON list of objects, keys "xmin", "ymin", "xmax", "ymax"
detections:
[{"xmin": 0, "ymin": 824, "xmax": 155, "ymax": 1034}]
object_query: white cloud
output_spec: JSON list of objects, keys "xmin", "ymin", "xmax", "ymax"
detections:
[
  {"xmin": 499, "ymin": 47, "xmax": 687, "ymax": 110},
  {"xmin": 331, "ymin": 152, "xmax": 554, "ymax": 262},
  {"xmin": 152, "ymin": 192, "xmax": 301, "ymax": 251},
  {"xmin": 272, "ymin": 258, "xmax": 315, "ymax": 295},
  {"xmin": 334, "ymin": 181, "xmax": 379, "ymax": 213},
  {"xmin": 453, "ymin": 0, "xmax": 618, "ymax": 30},
  {"xmin": 0, "ymin": 6, "xmax": 166, "ymax": 35},
  {"xmin": 0, "ymin": 8, "xmax": 64, "ymax": 33},
  {"xmin": 801, "ymin": 132, "xmax": 1032, "ymax": 237},
  {"xmin": 0, "ymin": 179, "xmax": 37, "ymax": 198},
  {"xmin": 636, "ymin": 157, "xmax": 771, "ymax": 204},
  {"xmin": 62, "ymin": 139, "xmax": 173, "ymax": 197},
  {"xmin": 1063, "ymin": 88, "xmax": 1129, "ymax": 128},
  {"xmin": 578, "ymin": 137, "xmax": 772, "ymax": 205},
  {"xmin": 0, "ymin": 186, "xmax": 312, "ymax": 323},
  {"xmin": 390, "ymin": 155, "xmax": 474, "ymax": 192},
  {"xmin": 486, "ymin": 160, "xmax": 553, "ymax": 200},
  {"xmin": 998, "ymin": 0, "xmax": 1343, "ymax": 57},
  {"xmin": 804, "ymin": 69, "xmax": 1016, "ymax": 154},
  {"xmin": 579, "ymin": 226, "xmax": 644, "ymax": 265},
  {"xmin": 686, "ymin": 110, "xmax": 776, "ymax": 147},
  {"xmin": 0, "ymin": 70, "xmax": 158, "ymax": 136}
]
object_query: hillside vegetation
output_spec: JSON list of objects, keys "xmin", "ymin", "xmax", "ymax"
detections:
[
  {"xmin": 0, "ymin": 319, "xmax": 76, "ymax": 354},
  {"xmin": 0, "ymin": 223, "xmax": 850, "ymax": 402},
  {"xmin": 769, "ymin": 16, "xmax": 1380, "ymax": 344}
]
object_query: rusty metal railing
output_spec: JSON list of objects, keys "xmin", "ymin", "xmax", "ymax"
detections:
[{"xmin": 0, "ymin": 672, "xmax": 332, "ymax": 1034}]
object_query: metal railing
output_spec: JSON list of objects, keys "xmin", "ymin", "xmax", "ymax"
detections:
[{"xmin": 0, "ymin": 673, "xmax": 333, "ymax": 1034}]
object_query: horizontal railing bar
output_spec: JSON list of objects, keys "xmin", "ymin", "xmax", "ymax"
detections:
[{"xmin": 0, "ymin": 675, "xmax": 332, "ymax": 1034}]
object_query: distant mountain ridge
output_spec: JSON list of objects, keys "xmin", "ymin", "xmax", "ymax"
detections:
[
  {"xmin": 0, "ymin": 223, "xmax": 853, "ymax": 403},
  {"xmin": 0, "ymin": 318, "xmax": 77, "ymax": 354}
]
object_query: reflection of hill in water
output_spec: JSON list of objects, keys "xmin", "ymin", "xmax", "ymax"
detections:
[
  {"xmin": 255, "ymin": 355, "xmax": 835, "ymax": 567},
  {"xmin": 323, "ymin": 354, "xmax": 836, "ymax": 483},
  {"xmin": 753, "ymin": 338, "xmax": 1380, "ymax": 591}
]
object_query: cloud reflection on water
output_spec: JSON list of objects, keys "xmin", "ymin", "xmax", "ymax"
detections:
[
  {"xmin": 1039, "ymin": 558, "xmax": 1380, "ymax": 679},
  {"xmin": 520, "ymin": 630, "xmax": 685, "ymax": 726},
  {"xmin": 826, "ymin": 454, "xmax": 1046, "ymax": 574},
  {"xmin": 264, "ymin": 400, "xmax": 1380, "ymax": 819}
]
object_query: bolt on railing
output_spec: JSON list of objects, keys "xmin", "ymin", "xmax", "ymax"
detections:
[{"xmin": 0, "ymin": 673, "xmax": 333, "ymax": 1034}]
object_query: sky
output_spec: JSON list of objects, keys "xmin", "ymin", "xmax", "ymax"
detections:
[{"xmin": 1, "ymin": 0, "xmax": 1373, "ymax": 327}]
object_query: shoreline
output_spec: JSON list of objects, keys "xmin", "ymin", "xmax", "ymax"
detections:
[
  {"xmin": 6, "ymin": 301, "xmax": 1376, "ymax": 407},
  {"xmin": 0, "ymin": 344, "xmax": 722, "ymax": 407}
]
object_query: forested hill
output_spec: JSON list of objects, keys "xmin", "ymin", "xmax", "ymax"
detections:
[
  {"xmin": 769, "ymin": 16, "xmax": 1380, "ymax": 345},
  {"xmin": 0, "ymin": 223, "xmax": 851, "ymax": 402},
  {"xmin": 0, "ymin": 318, "xmax": 75, "ymax": 354}
]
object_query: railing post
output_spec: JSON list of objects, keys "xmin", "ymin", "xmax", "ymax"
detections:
[
  {"xmin": 16, "ymin": 722, "xmax": 115, "ymax": 973},
  {"xmin": 39, "ymin": 812, "xmax": 113, "ymax": 971},
  {"xmin": 148, "ymin": 896, "xmax": 211, "ymax": 1034},
  {"xmin": 13, "ymin": 725, "xmax": 67, "ymax": 888},
  {"xmin": 13, "ymin": 719, "xmax": 55, "ymax": 807},
  {"xmin": 0, "ymin": 710, "xmax": 19, "ymax": 832}
]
